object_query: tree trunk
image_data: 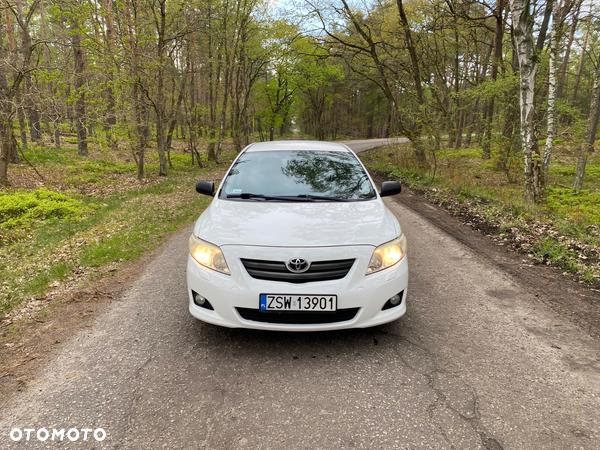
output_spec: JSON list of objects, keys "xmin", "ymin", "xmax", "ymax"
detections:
[
  {"xmin": 215, "ymin": 59, "xmax": 230, "ymax": 164},
  {"xmin": 59, "ymin": 14, "xmax": 75, "ymax": 133},
  {"xmin": 555, "ymin": 2, "xmax": 580, "ymax": 100},
  {"xmin": 535, "ymin": 0, "xmax": 555, "ymax": 52},
  {"xmin": 573, "ymin": 56, "xmax": 600, "ymax": 191},
  {"xmin": 502, "ymin": 46, "xmax": 519, "ymax": 143},
  {"xmin": 14, "ymin": 0, "xmax": 41, "ymax": 145},
  {"xmin": 40, "ymin": 0, "xmax": 60, "ymax": 148},
  {"xmin": 571, "ymin": 12, "xmax": 590, "ymax": 106},
  {"xmin": 166, "ymin": 81, "xmax": 186, "ymax": 151},
  {"xmin": 395, "ymin": 0, "xmax": 428, "ymax": 162},
  {"xmin": 5, "ymin": 5, "xmax": 26, "ymax": 150},
  {"xmin": 510, "ymin": 0, "xmax": 541, "ymax": 202},
  {"xmin": 464, "ymin": 110, "xmax": 475, "ymax": 146},
  {"xmin": 125, "ymin": 0, "xmax": 145, "ymax": 179},
  {"xmin": 542, "ymin": 0, "xmax": 559, "ymax": 186},
  {"xmin": 454, "ymin": 108, "xmax": 464, "ymax": 149},
  {"xmin": 482, "ymin": 0, "xmax": 506, "ymax": 158},
  {"xmin": 102, "ymin": 0, "xmax": 116, "ymax": 143},
  {"xmin": 395, "ymin": 0, "xmax": 424, "ymax": 105},
  {"xmin": 206, "ymin": 5, "xmax": 220, "ymax": 161},
  {"xmin": 0, "ymin": 119, "xmax": 11, "ymax": 185},
  {"xmin": 25, "ymin": 74, "xmax": 41, "ymax": 143},
  {"xmin": 0, "ymin": 37, "xmax": 14, "ymax": 179},
  {"xmin": 16, "ymin": 88, "xmax": 27, "ymax": 148},
  {"xmin": 71, "ymin": 13, "xmax": 88, "ymax": 156},
  {"xmin": 156, "ymin": 0, "xmax": 167, "ymax": 176},
  {"xmin": 0, "ymin": 15, "xmax": 9, "ymax": 183},
  {"xmin": 216, "ymin": 0, "xmax": 240, "ymax": 164}
]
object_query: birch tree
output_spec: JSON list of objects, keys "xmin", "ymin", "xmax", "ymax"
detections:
[
  {"xmin": 510, "ymin": 0, "xmax": 541, "ymax": 202},
  {"xmin": 542, "ymin": 0, "xmax": 559, "ymax": 186}
]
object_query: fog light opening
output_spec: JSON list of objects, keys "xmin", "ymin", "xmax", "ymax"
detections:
[
  {"xmin": 382, "ymin": 291, "xmax": 404, "ymax": 311},
  {"xmin": 192, "ymin": 290, "xmax": 214, "ymax": 310}
]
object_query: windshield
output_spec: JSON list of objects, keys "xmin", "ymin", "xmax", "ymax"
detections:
[{"xmin": 220, "ymin": 150, "xmax": 376, "ymax": 201}]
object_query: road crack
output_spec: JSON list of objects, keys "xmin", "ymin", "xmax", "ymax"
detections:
[{"xmin": 376, "ymin": 329, "xmax": 504, "ymax": 450}]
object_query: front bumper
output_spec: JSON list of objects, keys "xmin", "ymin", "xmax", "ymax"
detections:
[{"xmin": 186, "ymin": 244, "xmax": 408, "ymax": 331}]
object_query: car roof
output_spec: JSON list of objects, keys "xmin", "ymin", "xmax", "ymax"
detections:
[{"xmin": 244, "ymin": 140, "xmax": 351, "ymax": 153}]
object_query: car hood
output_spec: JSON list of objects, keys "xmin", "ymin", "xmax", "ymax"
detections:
[{"xmin": 194, "ymin": 199, "xmax": 400, "ymax": 247}]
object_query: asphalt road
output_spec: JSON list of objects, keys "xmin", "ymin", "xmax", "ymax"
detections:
[
  {"xmin": 1, "ymin": 140, "xmax": 599, "ymax": 449},
  {"xmin": 340, "ymin": 138, "xmax": 410, "ymax": 153}
]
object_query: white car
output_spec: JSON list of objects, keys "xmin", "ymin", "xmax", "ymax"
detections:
[{"xmin": 187, "ymin": 141, "xmax": 407, "ymax": 331}]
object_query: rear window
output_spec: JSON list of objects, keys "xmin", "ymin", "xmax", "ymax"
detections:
[{"xmin": 220, "ymin": 150, "xmax": 376, "ymax": 200}]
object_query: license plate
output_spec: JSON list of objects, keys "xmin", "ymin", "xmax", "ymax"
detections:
[{"xmin": 259, "ymin": 294, "xmax": 337, "ymax": 312}]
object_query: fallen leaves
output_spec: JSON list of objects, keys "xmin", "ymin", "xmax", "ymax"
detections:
[{"xmin": 414, "ymin": 185, "xmax": 600, "ymax": 286}]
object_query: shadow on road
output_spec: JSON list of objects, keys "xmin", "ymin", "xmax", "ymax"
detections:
[{"xmin": 190, "ymin": 319, "xmax": 408, "ymax": 358}]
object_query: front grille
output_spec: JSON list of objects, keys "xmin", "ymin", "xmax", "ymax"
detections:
[
  {"xmin": 240, "ymin": 258, "xmax": 355, "ymax": 283},
  {"xmin": 236, "ymin": 308, "xmax": 360, "ymax": 324}
]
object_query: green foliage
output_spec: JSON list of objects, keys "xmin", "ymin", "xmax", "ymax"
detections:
[
  {"xmin": 488, "ymin": 140, "xmax": 523, "ymax": 183},
  {"xmin": 22, "ymin": 146, "xmax": 77, "ymax": 165},
  {"xmin": 0, "ymin": 189, "xmax": 95, "ymax": 229},
  {"xmin": 464, "ymin": 74, "xmax": 519, "ymax": 103},
  {"xmin": 390, "ymin": 167, "xmax": 422, "ymax": 182},
  {"xmin": 555, "ymin": 100, "xmax": 583, "ymax": 128},
  {"xmin": 531, "ymin": 236, "xmax": 580, "ymax": 272},
  {"xmin": 551, "ymin": 165, "xmax": 575, "ymax": 176},
  {"xmin": 0, "ymin": 147, "xmax": 234, "ymax": 319},
  {"xmin": 63, "ymin": 158, "xmax": 137, "ymax": 184},
  {"xmin": 551, "ymin": 163, "xmax": 600, "ymax": 180},
  {"xmin": 545, "ymin": 188, "xmax": 600, "ymax": 224},
  {"xmin": 169, "ymin": 153, "xmax": 195, "ymax": 170},
  {"xmin": 445, "ymin": 148, "xmax": 482, "ymax": 159},
  {"xmin": 78, "ymin": 160, "xmax": 137, "ymax": 174}
]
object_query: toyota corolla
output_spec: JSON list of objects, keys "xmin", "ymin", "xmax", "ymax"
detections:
[{"xmin": 187, "ymin": 141, "xmax": 407, "ymax": 331}]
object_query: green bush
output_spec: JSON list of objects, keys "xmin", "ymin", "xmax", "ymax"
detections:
[{"xmin": 0, "ymin": 188, "xmax": 95, "ymax": 229}]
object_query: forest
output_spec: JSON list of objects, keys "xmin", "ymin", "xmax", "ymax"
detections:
[{"xmin": 0, "ymin": 0, "xmax": 598, "ymax": 196}]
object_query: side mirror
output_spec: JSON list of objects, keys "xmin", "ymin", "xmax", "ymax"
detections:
[
  {"xmin": 196, "ymin": 181, "xmax": 215, "ymax": 197},
  {"xmin": 380, "ymin": 181, "xmax": 401, "ymax": 197}
]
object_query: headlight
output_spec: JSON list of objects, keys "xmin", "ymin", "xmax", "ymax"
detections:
[
  {"xmin": 188, "ymin": 234, "xmax": 230, "ymax": 275},
  {"xmin": 366, "ymin": 234, "xmax": 407, "ymax": 275}
]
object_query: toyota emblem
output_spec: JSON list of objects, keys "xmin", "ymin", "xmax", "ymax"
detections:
[{"xmin": 286, "ymin": 257, "xmax": 310, "ymax": 273}]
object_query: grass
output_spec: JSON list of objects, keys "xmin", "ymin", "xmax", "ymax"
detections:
[
  {"xmin": 361, "ymin": 139, "xmax": 600, "ymax": 284},
  {"xmin": 1, "ymin": 141, "xmax": 232, "ymax": 321}
]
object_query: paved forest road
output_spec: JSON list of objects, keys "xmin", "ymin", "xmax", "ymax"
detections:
[
  {"xmin": 340, "ymin": 138, "xmax": 410, "ymax": 153},
  {"xmin": 1, "ymin": 140, "xmax": 599, "ymax": 449}
]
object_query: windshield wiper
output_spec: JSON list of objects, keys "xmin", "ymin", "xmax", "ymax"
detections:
[
  {"xmin": 296, "ymin": 194, "xmax": 351, "ymax": 202},
  {"xmin": 226, "ymin": 193, "xmax": 310, "ymax": 201}
]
